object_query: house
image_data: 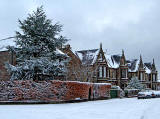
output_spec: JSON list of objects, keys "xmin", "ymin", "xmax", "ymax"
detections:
[
  {"xmin": 61, "ymin": 44, "xmax": 82, "ymax": 81},
  {"xmin": 75, "ymin": 43, "xmax": 159, "ymax": 90},
  {"xmin": 0, "ymin": 38, "xmax": 16, "ymax": 80}
]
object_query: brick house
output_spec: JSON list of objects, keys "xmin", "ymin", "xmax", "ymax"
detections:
[
  {"xmin": 61, "ymin": 44, "xmax": 82, "ymax": 81},
  {"xmin": 0, "ymin": 38, "xmax": 16, "ymax": 80},
  {"xmin": 75, "ymin": 43, "xmax": 159, "ymax": 90}
]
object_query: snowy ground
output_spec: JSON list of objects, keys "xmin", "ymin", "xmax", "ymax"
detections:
[{"xmin": 0, "ymin": 98, "xmax": 160, "ymax": 119}]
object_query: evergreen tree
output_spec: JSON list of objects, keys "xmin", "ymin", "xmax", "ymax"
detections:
[
  {"xmin": 126, "ymin": 77, "xmax": 145, "ymax": 90},
  {"xmin": 6, "ymin": 6, "xmax": 69, "ymax": 80}
]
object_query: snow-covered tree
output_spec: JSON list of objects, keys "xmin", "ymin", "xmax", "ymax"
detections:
[
  {"xmin": 126, "ymin": 77, "xmax": 145, "ymax": 90},
  {"xmin": 6, "ymin": 6, "xmax": 69, "ymax": 80}
]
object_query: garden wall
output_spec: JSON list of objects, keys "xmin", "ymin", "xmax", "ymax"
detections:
[{"xmin": 0, "ymin": 80, "xmax": 111, "ymax": 103}]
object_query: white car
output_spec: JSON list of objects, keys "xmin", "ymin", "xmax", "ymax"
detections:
[
  {"xmin": 153, "ymin": 91, "xmax": 160, "ymax": 97},
  {"xmin": 138, "ymin": 91, "xmax": 153, "ymax": 99}
]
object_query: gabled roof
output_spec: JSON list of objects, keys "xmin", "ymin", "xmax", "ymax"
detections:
[
  {"xmin": 127, "ymin": 59, "xmax": 139, "ymax": 72},
  {"xmin": 127, "ymin": 59, "xmax": 152, "ymax": 74},
  {"xmin": 75, "ymin": 49, "xmax": 99, "ymax": 65},
  {"xmin": 105, "ymin": 54, "xmax": 121, "ymax": 68}
]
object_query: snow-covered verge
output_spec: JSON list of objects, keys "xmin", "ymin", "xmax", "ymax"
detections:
[
  {"xmin": 0, "ymin": 98, "xmax": 160, "ymax": 119},
  {"xmin": 0, "ymin": 80, "xmax": 111, "ymax": 102}
]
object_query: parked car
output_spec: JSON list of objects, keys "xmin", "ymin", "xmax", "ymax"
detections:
[
  {"xmin": 137, "ymin": 91, "xmax": 153, "ymax": 99},
  {"xmin": 138, "ymin": 90, "xmax": 160, "ymax": 99},
  {"xmin": 153, "ymin": 91, "xmax": 160, "ymax": 98}
]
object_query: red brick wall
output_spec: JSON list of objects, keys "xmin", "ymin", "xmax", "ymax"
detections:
[
  {"xmin": 0, "ymin": 51, "xmax": 11, "ymax": 81},
  {"xmin": 93, "ymin": 83, "xmax": 111, "ymax": 99},
  {"xmin": 0, "ymin": 51, "xmax": 16, "ymax": 81},
  {"xmin": 0, "ymin": 80, "xmax": 111, "ymax": 102}
]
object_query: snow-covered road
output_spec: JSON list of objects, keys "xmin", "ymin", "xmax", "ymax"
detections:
[{"xmin": 0, "ymin": 98, "xmax": 160, "ymax": 119}]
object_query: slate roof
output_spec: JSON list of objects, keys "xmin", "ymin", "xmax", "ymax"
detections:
[
  {"xmin": 75, "ymin": 49, "xmax": 122, "ymax": 68},
  {"xmin": 127, "ymin": 59, "xmax": 152, "ymax": 74},
  {"xmin": 144, "ymin": 63, "xmax": 152, "ymax": 74},
  {"xmin": 75, "ymin": 49, "xmax": 99, "ymax": 65},
  {"xmin": 127, "ymin": 59, "xmax": 140, "ymax": 72},
  {"xmin": 105, "ymin": 54, "xmax": 122, "ymax": 68},
  {"xmin": 76, "ymin": 47, "xmax": 153, "ymax": 74},
  {"xmin": 76, "ymin": 48, "xmax": 125, "ymax": 68}
]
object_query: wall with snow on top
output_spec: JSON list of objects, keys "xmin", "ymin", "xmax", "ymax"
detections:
[{"xmin": 0, "ymin": 80, "xmax": 111, "ymax": 103}]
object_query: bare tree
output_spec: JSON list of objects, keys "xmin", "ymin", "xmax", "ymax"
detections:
[{"xmin": 65, "ymin": 62, "xmax": 100, "ymax": 82}]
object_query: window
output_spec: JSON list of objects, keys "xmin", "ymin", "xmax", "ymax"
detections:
[
  {"xmin": 112, "ymin": 70, "xmax": 116, "ymax": 78},
  {"xmin": 121, "ymin": 69, "xmax": 127, "ymax": 78},
  {"xmin": 98, "ymin": 54, "xmax": 103, "ymax": 62},
  {"xmin": 145, "ymin": 74, "xmax": 148, "ymax": 81},
  {"xmin": 99, "ymin": 66, "xmax": 102, "ymax": 78},
  {"xmin": 153, "ymin": 74, "xmax": 156, "ymax": 82},
  {"xmin": 103, "ymin": 67, "xmax": 106, "ymax": 78},
  {"xmin": 140, "ymin": 72, "xmax": 143, "ymax": 81},
  {"xmin": 107, "ymin": 69, "xmax": 109, "ymax": 78}
]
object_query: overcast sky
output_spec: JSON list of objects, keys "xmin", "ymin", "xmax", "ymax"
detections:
[{"xmin": 0, "ymin": 0, "xmax": 160, "ymax": 72}]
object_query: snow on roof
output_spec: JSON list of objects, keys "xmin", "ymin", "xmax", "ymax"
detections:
[
  {"xmin": 144, "ymin": 63, "xmax": 152, "ymax": 74},
  {"xmin": 127, "ymin": 59, "xmax": 139, "ymax": 72},
  {"xmin": 0, "ymin": 38, "xmax": 67, "ymax": 57},
  {"xmin": 105, "ymin": 54, "xmax": 121, "ymax": 68},
  {"xmin": 56, "ymin": 49, "xmax": 65, "ymax": 55},
  {"xmin": 127, "ymin": 59, "xmax": 152, "ymax": 74},
  {"xmin": 75, "ymin": 49, "xmax": 99, "ymax": 65},
  {"xmin": 157, "ymin": 80, "xmax": 160, "ymax": 82},
  {"xmin": 0, "ymin": 38, "xmax": 16, "ymax": 51},
  {"xmin": 145, "ymin": 66, "xmax": 151, "ymax": 74}
]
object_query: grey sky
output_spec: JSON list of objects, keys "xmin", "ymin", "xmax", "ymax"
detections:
[{"xmin": 0, "ymin": 0, "xmax": 160, "ymax": 72}]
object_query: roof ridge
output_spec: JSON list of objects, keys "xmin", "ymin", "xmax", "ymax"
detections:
[{"xmin": 76, "ymin": 49, "xmax": 99, "ymax": 52}]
